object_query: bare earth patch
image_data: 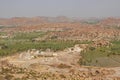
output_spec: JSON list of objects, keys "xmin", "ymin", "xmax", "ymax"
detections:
[{"xmin": 0, "ymin": 46, "xmax": 120, "ymax": 80}]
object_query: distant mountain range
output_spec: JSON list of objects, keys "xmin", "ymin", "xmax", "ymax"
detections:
[
  {"xmin": 0, "ymin": 16, "xmax": 120, "ymax": 27},
  {"xmin": 0, "ymin": 16, "xmax": 79, "ymax": 26}
]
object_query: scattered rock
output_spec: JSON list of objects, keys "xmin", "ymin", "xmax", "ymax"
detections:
[
  {"xmin": 92, "ymin": 39, "xmax": 112, "ymax": 47},
  {"xmin": 19, "ymin": 52, "xmax": 33, "ymax": 60}
]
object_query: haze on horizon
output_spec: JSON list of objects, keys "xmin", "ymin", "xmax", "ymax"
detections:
[{"xmin": 0, "ymin": 0, "xmax": 120, "ymax": 18}]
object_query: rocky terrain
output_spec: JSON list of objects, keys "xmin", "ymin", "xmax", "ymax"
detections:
[
  {"xmin": 0, "ymin": 45, "xmax": 120, "ymax": 80},
  {"xmin": 1, "ymin": 23, "xmax": 120, "ymax": 42},
  {"xmin": 0, "ymin": 17, "xmax": 120, "ymax": 41},
  {"xmin": 0, "ymin": 17, "xmax": 120, "ymax": 80}
]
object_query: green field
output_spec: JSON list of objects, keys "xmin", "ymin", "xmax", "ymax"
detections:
[
  {"xmin": 0, "ymin": 31, "xmax": 90, "ymax": 57},
  {"xmin": 80, "ymin": 40, "xmax": 120, "ymax": 67}
]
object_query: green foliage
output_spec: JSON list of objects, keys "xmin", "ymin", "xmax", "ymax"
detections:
[
  {"xmin": 80, "ymin": 40, "xmax": 120, "ymax": 67},
  {"xmin": 0, "ymin": 31, "xmax": 90, "ymax": 56},
  {"xmin": 0, "ymin": 26, "xmax": 5, "ymax": 29},
  {"xmin": 110, "ymin": 40, "xmax": 120, "ymax": 55},
  {"xmin": 89, "ymin": 47, "xmax": 96, "ymax": 51},
  {"xmin": 0, "ymin": 40, "xmax": 87, "ymax": 56},
  {"xmin": 0, "ymin": 32, "xmax": 7, "ymax": 36},
  {"xmin": 13, "ymin": 31, "xmax": 45, "ymax": 40}
]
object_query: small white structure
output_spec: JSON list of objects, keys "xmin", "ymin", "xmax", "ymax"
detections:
[{"xmin": 67, "ymin": 44, "xmax": 83, "ymax": 53}]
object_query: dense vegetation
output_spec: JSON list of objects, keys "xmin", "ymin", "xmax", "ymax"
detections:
[
  {"xmin": 80, "ymin": 40, "xmax": 120, "ymax": 67},
  {"xmin": 0, "ymin": 31, "xmax": 90, "ymax": 57}
]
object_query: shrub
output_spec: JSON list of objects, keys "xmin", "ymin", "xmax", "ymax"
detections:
[{"xmin": 89, "ymin": 47, "xmax": 95, "ymax": 51}]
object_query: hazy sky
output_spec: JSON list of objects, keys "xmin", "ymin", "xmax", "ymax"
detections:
[{"xmin": 0, "ymin": 0, "xmax": 120, "ymax": 18}]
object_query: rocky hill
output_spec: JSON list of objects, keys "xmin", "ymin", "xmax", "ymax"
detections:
[
  {"xmin": 0, "ymin": 16, "xmax": 77, "ymax": 26},
  {"xmin": 1, "ymin": 22, "xmax": 120, "ymax": 41}
]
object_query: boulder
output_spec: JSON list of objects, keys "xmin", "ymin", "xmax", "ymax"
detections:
[{"xmin": 19, "ymin": 52, "xmax": 33, "ymax": 60}]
